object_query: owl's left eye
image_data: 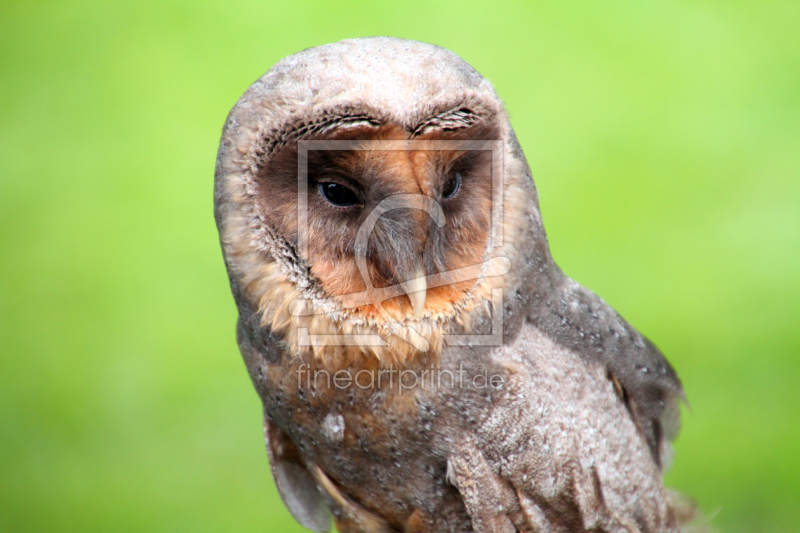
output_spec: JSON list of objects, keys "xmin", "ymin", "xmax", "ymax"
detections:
[{"xmin": 318, "ymin": 182, "xmax": 360, "ymax": 208}]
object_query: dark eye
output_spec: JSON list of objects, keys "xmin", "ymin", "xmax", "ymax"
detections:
[
  {"xmin": 442, "ymin": 171, "xmax": 462, "ymax": 199},
  {"xmin": 318, "ymin": 182, "xmax": 360, "ymax": 207}
]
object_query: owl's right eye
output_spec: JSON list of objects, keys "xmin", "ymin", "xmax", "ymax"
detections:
[{"xmin": 318, "ymin": 182, "xmax": 361, "ymax": 208}]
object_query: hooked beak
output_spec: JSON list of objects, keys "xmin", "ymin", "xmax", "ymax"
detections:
[{"xmin": 401, "ymin": 267, "xmax": 427, "ymax": 320}]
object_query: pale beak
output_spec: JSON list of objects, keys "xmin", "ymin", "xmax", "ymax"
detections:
[{"xmin": 402, "ymin": 268, "xmax": 427, "ymax": 320}]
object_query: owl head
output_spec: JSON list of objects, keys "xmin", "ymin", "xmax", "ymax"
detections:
[{"xmin": 214, "ymin": 37, "xmax": 551, "ymax": 365}]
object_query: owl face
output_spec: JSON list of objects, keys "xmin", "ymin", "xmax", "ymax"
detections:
[
  {"xmin": 215, "ymin": 37, "xmax": 536, "ymax": 362},
  {"xmin": 253, "ymin": 120, "xmax": 499, "ymax": 322}
]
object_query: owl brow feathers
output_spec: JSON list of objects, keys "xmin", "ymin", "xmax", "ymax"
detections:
[
  {"xmin": 254, "ymin": 104, "xmax": 486, "ymax": 165},
  {"xmin": 411, "ymin": 107, "xmax": 483, "ymax": 137},
  {"xmin": 254, "ymin": 111, "xmax": 383, "ymax": 165}
]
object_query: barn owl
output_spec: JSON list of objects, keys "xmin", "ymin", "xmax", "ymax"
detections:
[{"xmin": 214, "ymin": 37, "xmax": 688, "ymax": 532}]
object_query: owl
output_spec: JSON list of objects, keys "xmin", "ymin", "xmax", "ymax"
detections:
[{"xmin": 214, "ymin": 37, "xmax": 689, "ymax": 533}]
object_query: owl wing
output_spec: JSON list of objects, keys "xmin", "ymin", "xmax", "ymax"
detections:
[
  {"xmin": 447, "ymin": 276, "xmax": 685, "ymax": 532},
  {"xmin": 447, "ymin": 433, "xmax": 639, "ymax": 533},
  {"xmin": 526, "ymin": 274, "xmax": 685, "ymax": 467},
  {"xmin": 235, "ymin": 315, "xmax": 332, "ymax": 533},
  {"xmin": 264, "ymin": 418, "xmax": 333, "ymax": 533},
  {"xmin": 265, "ymin": 417, "xmax": 396, "ymax": 533},
  {"xmin": 240, "ymin": 317, "xmax": 392, "ymax": 533},
  {"xmin": 446, "ymin": 436, "xmax": 518, "ymax": 533}
]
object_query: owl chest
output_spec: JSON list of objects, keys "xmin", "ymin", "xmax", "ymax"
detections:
[
  {"xmin": 270, "ymin": 362, "xmax": 442, "ymax": 453},
  {"xmin": 260, "ymin": 359, "xmax": 462, "ymax": 509}
]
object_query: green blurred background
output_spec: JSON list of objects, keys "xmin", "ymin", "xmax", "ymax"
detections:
[{"xmin": 1, "ymin": 1, "xmax": 798, "ymax": 531}]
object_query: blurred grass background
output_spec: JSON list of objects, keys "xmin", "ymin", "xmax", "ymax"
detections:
[{"xmin": 1, "ymin": 1, "xmax": 798, "ymax": 531}]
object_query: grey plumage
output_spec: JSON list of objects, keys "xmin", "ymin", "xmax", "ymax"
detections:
[{"xmin": 214, "ymin": 37, "xmax": 686, "ymax": 532}]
